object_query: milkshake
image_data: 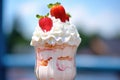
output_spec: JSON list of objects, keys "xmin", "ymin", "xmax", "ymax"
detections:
[{"xmin": 30, "ymin": 2, "xmax": 81, "ymax": 80}]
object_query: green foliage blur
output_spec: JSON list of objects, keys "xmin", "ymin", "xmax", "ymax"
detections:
[{"xmin": 6, "ymin": 17, "xmax": 30, "ymax": 53}]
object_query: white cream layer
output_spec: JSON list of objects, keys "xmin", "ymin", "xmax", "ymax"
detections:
[{"xmin": 30, "ymin": 16, "xmax": 81, "ymax": 47}]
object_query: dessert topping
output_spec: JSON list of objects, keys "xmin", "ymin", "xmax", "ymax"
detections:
[
  {"xmin": 36, "ymin": 14, "xmax": 53, "ymax": 32},
  {"xmin": 48, "ymin": 2, "xmax": 70, "ymax": 22}
]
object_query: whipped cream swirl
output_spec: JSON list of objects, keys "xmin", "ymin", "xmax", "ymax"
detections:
[{"xmin": 30, "ymin": 16, "xmax": 81, "ymax": 47}]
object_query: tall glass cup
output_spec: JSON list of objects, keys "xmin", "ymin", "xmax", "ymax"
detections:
[{"xmin": 35, "ymin": 44, "xmax": 77, "ymax": 80}]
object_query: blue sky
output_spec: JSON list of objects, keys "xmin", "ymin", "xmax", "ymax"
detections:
[{"xmin": 3, "ymin": 0, "xmax": 120, "ymax": 39}]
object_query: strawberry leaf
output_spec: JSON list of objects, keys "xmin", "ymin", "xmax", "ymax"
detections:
[
  {"xmin": 67, "ymin": 13, "xmax": 71, "ymax": 17},
  {"xmin": 36, "ymin": 14, "xmax": 43, "ymax": 19},
  {"xmin": 55, "ymin": 2, "xmax": 61, "ymax": 5},
  {"xmin": 46, "ymin": 13, "xmax": 49, "ymax": 16},
  {"xmin": 48, "ymin": 3, "xmax": 53, "ymax": 8},
  {"xmin": 48, "ymin": 2, "xmax": 61, "ymax": 8}
]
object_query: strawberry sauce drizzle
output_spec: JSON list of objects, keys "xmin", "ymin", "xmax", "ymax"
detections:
[
  {"xmin": 56, "ymin": 56, "xmax": 73, "ymax": 71},
  {"xmin": 56, "ymin": 60, "xmax": 70, "ymax": 71}
]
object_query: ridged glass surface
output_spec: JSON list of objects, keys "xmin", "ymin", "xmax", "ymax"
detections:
[{"xmin": 35, "ymin": 45, "xmax": 77, "ymax": 80}]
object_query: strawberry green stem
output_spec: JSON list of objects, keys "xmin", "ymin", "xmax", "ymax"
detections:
[
  {"xmin": 46, "ymin": 13, "xmax": 49, "ymax": 17},
  {"xmin": 67, "ymin": 13, "xmax": 71, "ymax": 17},
  {"xmin": 36, "ymin": 14, "xmax": 43, "ymax": 19},
  {"xmin": 48, "ymin": 2, "xmax": 61, "ymax": 8},
  {"xmin": 36, "ymin": 13, "xmax": 49, "ymax": 19}
]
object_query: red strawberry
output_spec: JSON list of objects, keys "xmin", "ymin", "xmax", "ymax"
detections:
[
  {"xmin": 39, "ymin": 16, "xmax": 53, "ymax": 32},
  {"xmin": 48, "ymin": 2, "xmax": 66, "ymax": 22},
  {"xmin": 65, "ymin": 14, "xmax": 69, "ymax": 21},
  {"xmin": 61, "ymin": 14, "xmax": 70, "ymax": 22}
]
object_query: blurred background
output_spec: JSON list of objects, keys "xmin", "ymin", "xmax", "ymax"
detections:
[{"xmin": 1, "ymin": 0, "xmax": 120, "ymax": 80}]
